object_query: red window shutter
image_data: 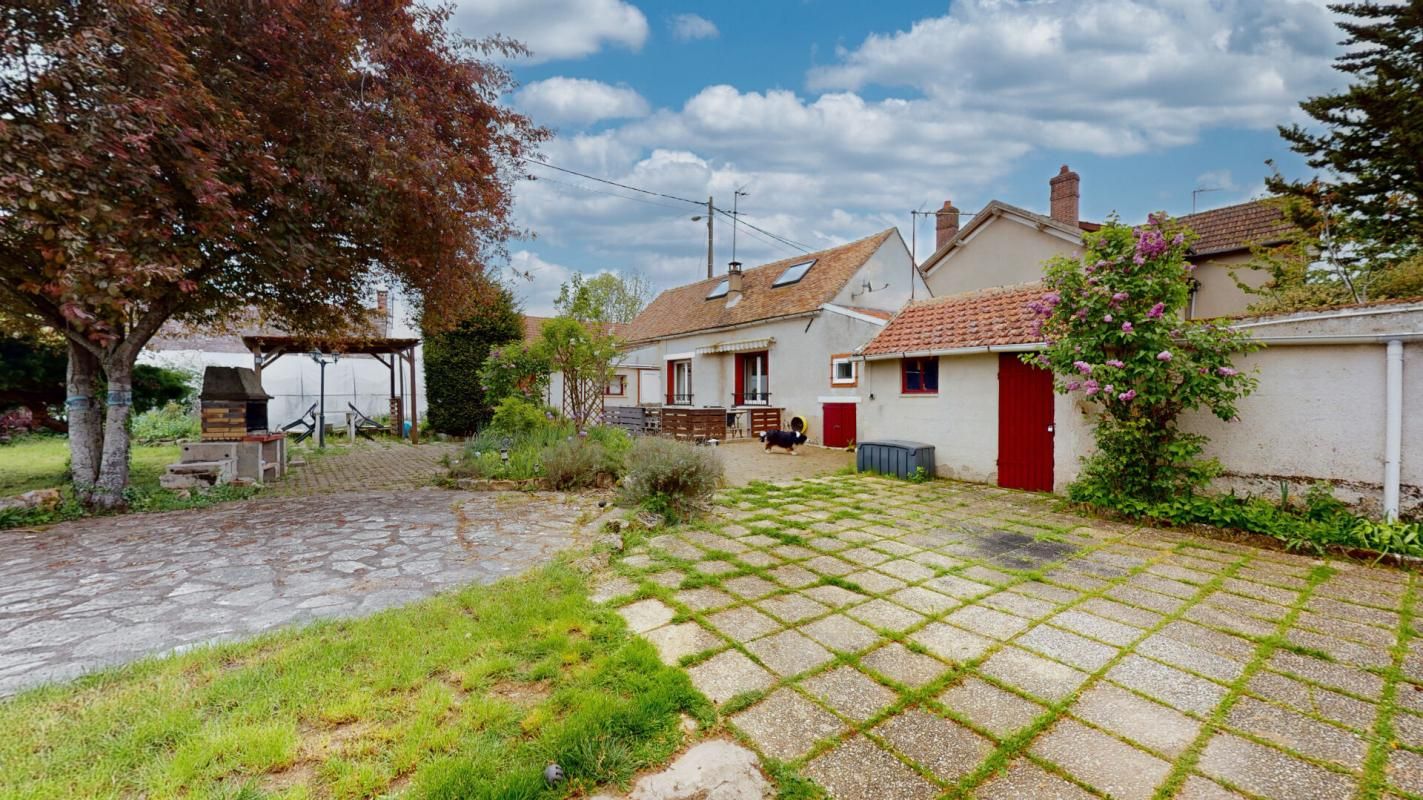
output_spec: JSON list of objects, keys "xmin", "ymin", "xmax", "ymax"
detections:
[{"xmin": 734, "ymin": 353, "xmax": 745, "ymax": 403}]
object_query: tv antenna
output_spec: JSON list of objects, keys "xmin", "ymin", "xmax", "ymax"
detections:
[{"xmin": 1191, "ymin": 187, "xmax": 1223, "ymax": 214}]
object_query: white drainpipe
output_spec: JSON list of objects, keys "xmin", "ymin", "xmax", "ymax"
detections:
[{"xmin": 1384, "ymin": 339, "xmax": 1404, "ymax": 520}]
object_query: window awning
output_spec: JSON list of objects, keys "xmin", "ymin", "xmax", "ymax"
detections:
[{"xmin": 695, "ymin": 337, "xmax": 774, "ymax": 355}]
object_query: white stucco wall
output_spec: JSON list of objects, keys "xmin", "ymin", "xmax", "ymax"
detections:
[
  {"xmin": 828, "ymin": 233, "xmax": 928, "ymax": 311},
  {"xmin": 1189, "ymin": 251, "xmax": 1269, "ymax": 319},
  {"xmin": 858, "ymin": 353, "xmax": 1094, "ymax": 491},
  {"xmin": 858, "ymin": 312, "xmax": 1421, "ymax": 515},
  {"xmin": 626, "ymin": 310, "xmax": 882, "ymax": 444},
  {"xmin": 923, "ymin": 215, "xmax": 1082, "ymax": 297},
  {"xmin": 1184, "ymin": 341, "xmax": 1422, "ymax": 515}
]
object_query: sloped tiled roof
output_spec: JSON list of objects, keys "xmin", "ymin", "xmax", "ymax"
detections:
[
  {"xmin": 1176, "ymin": 200, "xmax": 1297, "ymax": 256},
  {"xmin": 522, "ymin": 315, "xmax": 625, "ymax": 341},
  {"xmin": 621, "ymin": 229, "xmax": 898, "ymax": 343},
  {"xmin": 860, "ymin": 283, "xmax": 1044, "ymax": 357},
  {"xmin": 522, "ymin": 315, "xmax": 551, "ymax": 341}
]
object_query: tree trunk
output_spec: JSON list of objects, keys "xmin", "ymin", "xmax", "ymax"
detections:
[
  {"xmin": 91, "ymin": 357, "xmax": 136, "ymax": 510},
  {"xmin": 66, "ymin": 342, "xmax": 104, "ymax": 503}
]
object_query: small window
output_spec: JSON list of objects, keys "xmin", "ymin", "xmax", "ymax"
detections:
[
  {"xmin": 604, "ymin": 375, "xmax": 626, "ymax": 396},
  {"xmin": 705, "ymin": 280, "xmax": 729, "ymax": 299},
  {"xmin": 772, "ymin": 259, "xmax": 816, "ymax": 287},
  {"xmin": 830, "ymin": 355, "xmax": 856, "ymax": 386},
  {"xmin": 901, "ymin": 357, "xmax": 939, "ymax": 394}
]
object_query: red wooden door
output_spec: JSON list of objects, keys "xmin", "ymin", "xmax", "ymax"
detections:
[
  {"xmin": 998, "ymin": 353, "xmax": 1054, "ymax": 492},
  {"xmin": 822, "ymin": 403, "xmax": 856, "ymax": 448}
]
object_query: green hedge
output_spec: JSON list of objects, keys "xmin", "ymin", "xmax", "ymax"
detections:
[{"xmin": 422, "ymin": 286, "xmax": 523, "ymax": 437}]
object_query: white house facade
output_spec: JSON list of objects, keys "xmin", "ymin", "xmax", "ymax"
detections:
[{"xmin": 619, "ymin": 228, "xmax": 924, "ymax": 446}]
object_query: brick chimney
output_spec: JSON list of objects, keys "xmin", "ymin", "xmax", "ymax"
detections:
[
  {"xmin": 935, "ymin": 200, "xmax": 960, "ymax": 250},
  {"xmin": 376, "ymin": 290, "xmax": 389, "ymax": 314},
  {"xmin": 1049, "ymin": 165, "xmax": 1079, "ymax": 227}
]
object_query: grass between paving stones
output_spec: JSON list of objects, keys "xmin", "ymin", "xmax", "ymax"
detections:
[
  {"xmin": 0, "ymin": 562, "xmax": 709, "ymax": 800},
  {"xmin": 1361, "ymin": 579, "xmax": 1419, "ymax": 799},
  {"xmin": 612, "ymin": 474, "xmax": 1419, "ymax": 799}
]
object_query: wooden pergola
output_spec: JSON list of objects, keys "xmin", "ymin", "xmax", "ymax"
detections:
[{"xmin": 241, "ymin": 335, "xmax": 423, "ymax": 444}]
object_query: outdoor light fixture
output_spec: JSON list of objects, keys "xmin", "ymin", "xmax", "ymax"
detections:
[{"xmin": 309, "ymin": 351, "xmax": 340, "ymax": 448}]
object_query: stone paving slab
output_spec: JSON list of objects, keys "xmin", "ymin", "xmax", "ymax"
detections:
[
  {"xmin": 0, "ymin": 488, "xmax": 589, "ymax": 695},
  {"xmin": 604, "ymin": 474, "xmax": 1418, "ymax": 800}
]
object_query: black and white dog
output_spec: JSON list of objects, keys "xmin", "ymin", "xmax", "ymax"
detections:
[{"xmin": 760, "ymin": 429, "xmax": 808, "ymax": 454}]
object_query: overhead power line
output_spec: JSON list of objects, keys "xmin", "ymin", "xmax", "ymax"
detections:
[{"xmin": 518, "ymin": 155, "xmax": 813, "ymax": 255}]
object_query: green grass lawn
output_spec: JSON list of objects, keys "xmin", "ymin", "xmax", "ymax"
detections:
[
  {"xmin": 0, "ymin": 435, "xmax": 178, "ymax": 496},
  {"xmin": 1, "ymin": 563, "xmax": 707, "ymax": 800}
]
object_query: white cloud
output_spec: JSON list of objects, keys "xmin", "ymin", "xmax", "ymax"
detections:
[
  {"xmin": 503, "ymin": 250, "xmax": 572, "ymax": 316},
  {"xmin": 505, "ymin": 0, "xmax": 1347, "ymax": 300},
  {"xmin": 516, "ymin": 77, "xmax": 650, "ymax": 125},
  {"xmin": 807, "ymin": 0, "xmax": 1339, "ymax": 155},
  {"xmin": 450, "ymin": 0, "xmax": 648, "ymax": 63},
  {"xmin": 669, "ymin": 13, "xmax": 719, "ymax": 41}
]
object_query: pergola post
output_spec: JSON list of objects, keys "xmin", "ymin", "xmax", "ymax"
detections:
[{"xmin": 407, "ymin": 345, "xmax": 420, "ymax": 445}]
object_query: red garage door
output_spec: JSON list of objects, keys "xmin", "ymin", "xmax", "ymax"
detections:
[
  {"xmin": 998, "ymin": 353, "xmax": 1054, "ymax": 492},
  {"xmin": 823, "ymin": 402, "xmax": 856, "ymax": 448}
]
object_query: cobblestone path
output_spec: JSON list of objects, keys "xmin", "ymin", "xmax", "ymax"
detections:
[
  {"xmin": 271, "ymin": 440, "xmax": 460, "ymax": 495},
  {"xmin": 598, "ymin": 475, "xmax": 1421, "ymax": 800},
  {"xmin": 0, "ymin": 489, "xmax": 592, "ymax": 696}
]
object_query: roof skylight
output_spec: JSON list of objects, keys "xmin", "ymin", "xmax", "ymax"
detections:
[
  {"xmin": 772, "ymin": 259, "xmax": 816, "ymax": 287},
  {"xmin": 705, "ymin": 279, "xmax": 729, "ymax": 299}
]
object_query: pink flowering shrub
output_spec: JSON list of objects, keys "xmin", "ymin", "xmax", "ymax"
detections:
[
  {"xmin": 1026, "ymin": 216, "xmax": 1259, "ymax": 503},
  {"xmin": 479, "ymin": 341, "xmax": 552, "ymax": 407}
]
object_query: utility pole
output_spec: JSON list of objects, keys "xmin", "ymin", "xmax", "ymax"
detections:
[
  {"xmin": 690, "ymin": 196, "xmax": 715, "ymax": 279},
  {"xmin": 705, "ymin": 196, "xmax": 714, "ymax": 279},
  {"xmin": 731, "ymin": 186, "xmax": 749, "ymax": 265}
]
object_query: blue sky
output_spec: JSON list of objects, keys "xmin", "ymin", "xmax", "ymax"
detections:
[{"xmin": 445, "ymin": 0, "xmax": 1346, "ymax": 314}]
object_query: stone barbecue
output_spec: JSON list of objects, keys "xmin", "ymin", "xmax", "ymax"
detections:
[{"xmin": 199, "ymin": 366, "xmax": 271, "ymax": 441}]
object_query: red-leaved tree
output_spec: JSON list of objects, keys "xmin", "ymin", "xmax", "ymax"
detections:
[{"xmin": 0, "ymin": 0, "xmax": 546, "ymax": 507}]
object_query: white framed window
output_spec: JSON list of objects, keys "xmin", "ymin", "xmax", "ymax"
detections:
[
  {"xmin": 669, "ymin": 359, "xmax": 693, "ymax": 405},
  {"xmin": 830, "ymin": 354, "xmax": 856, "ymax": 386},
  {"xmin": 604, "ymin": 375, "xmax": 626, "ymax": 396}
]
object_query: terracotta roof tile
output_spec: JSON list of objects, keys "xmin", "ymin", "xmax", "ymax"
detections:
[
  {"xmin": 621, "ymin": 229, "xmax": 897, "ymax": 343},
  {"xmin": 860, "ymin": 283, "xmax": 1044, "ymax": 357},
  {"xmin": 1176, "ymin": 200, "xmax": 1296, "ymax": 256}
]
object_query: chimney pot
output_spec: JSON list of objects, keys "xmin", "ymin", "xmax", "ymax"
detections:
[
  {"xmin": 935, "ymin": 200, "xmax": 961, "ymax": 251},
  {"xmin": 1049, "ymin": 165, "xmax": 1080, "ymax": 227},
  {"xmin": 726, "ymin": 261, "xmax": 743, "ymax": 296}
]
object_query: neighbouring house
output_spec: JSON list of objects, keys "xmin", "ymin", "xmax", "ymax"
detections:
[
  {"xmin": 618, "ymin": 228, "xmax": 923, "ymax": 446},
  {"xmin": 918, "ymin": 166, "xmax": 1295, "ymax": 320},
  {"xmin": 143, "ymin": 290, "xmax": 425, "ymax": 431},
  {"xmin": 854, "ymin": 167, "xmax": 1420, "ymax": 517},
  {"xmin": 522, "ymin": 315, "xmax": 650, "ymax": 415}
]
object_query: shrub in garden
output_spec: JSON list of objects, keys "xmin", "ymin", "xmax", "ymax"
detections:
[
  {"xmin": 479, "ymin": 339, "xmax": 551, "ymax": 407},
  {"xmin": 619, "ymin": 438, "xmax": 722, "ymax": 521},
  {"xmin": 541, "ymin": 438, "xmax": 616, "ymax": 490},
  {"xmin": 1029, "ymin": 216, "xmax": 1259, "ymax": 505},
  {"xmin": 489, "ymin": 396, "xmax": 558, "ymax": 438},
  {"xmin": 129, "ymin": 402, "xmax": 200, "ymax": 443},
  {"xmin": 423, "ymin": 285, "xmax": 524, "ymax": 436}
]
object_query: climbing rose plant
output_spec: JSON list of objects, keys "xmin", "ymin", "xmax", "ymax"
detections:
[{"xmin": 1026, "ymin": 217, "xmax": 1260, "ymax": 504}]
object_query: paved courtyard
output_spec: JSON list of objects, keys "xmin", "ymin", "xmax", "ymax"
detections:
[
  {"xmin": 0, "ymin": 488, "xmax": 592, "ymax": 696},
  {"xmin": 271, "ymin": 440, "xmax": 460, "ymax": 495},
  {"xmin": 714, "ymin": 439, "xmax": 854, "ymax": 486},
  {"xmin": 599, "ymin": 475, "xmax": 1422, "ymax": 800}
]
